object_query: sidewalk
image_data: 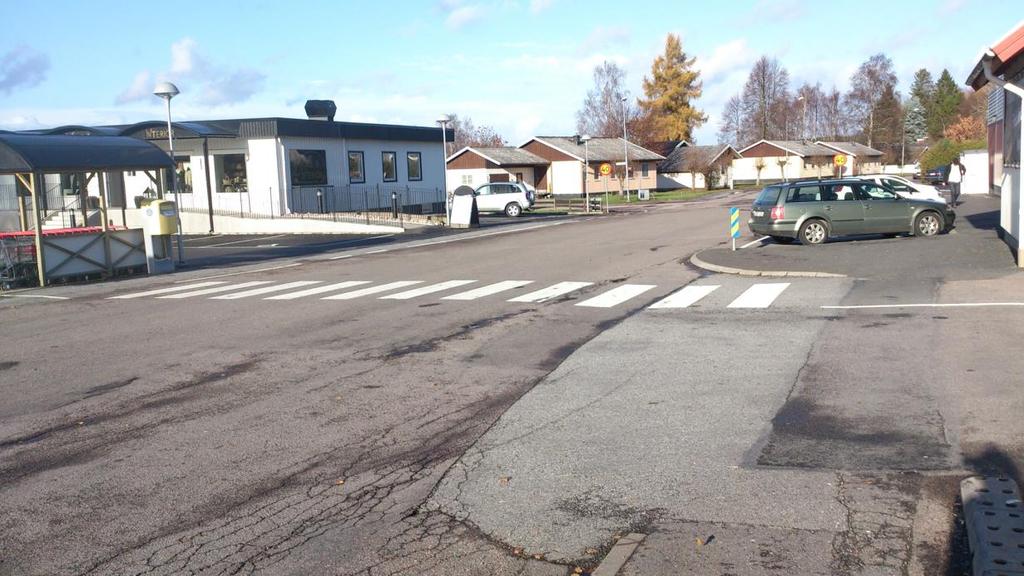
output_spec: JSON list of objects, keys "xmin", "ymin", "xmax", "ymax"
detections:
[{"xmin": 694, "ymin": 194, "xmax": 1018, "ymax": 281}]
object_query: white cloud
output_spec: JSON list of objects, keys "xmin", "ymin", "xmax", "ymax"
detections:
[
  {"xmin": 115, "ymin": 38, "xmax": 265, "ymax": 107},
  {"xmin": 698, "ymin": 38, "xmax": 749, "ymax": 83},
  {"xmin": 0, "ymin": 45, "xmax": 50, "ymax": 95},
  {"xmin": 444, "ymin": 4, "xmax": 485, "ymax": 29},
  {"xmin": 529, "ymin": 0, "xmax": 554, "ymax": 14},
  {"xmin": 577, "ymin": 26, "xmax": 632, "ymax": 56}
]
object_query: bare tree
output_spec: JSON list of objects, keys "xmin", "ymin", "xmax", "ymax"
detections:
[
  {"xmin": 576, "ymin": 61, "xmax": 639, "ymax": 138},
  {"xmin": 820, "ymin": 87, "xmax": 846, "ymax": 141},
  {"xmin": 445, "ymin": 113, "xmax": 507, "ymax": 155},
  {"xmin": 741, "ymin": 56, "xmax": 790, "ymax": 142},
  {"xmin": 717, "ymin": 94, "xmax": 743, "ymax": 146},
  {"xmin": 846, "ymin": 54, "xmax": 898, "ymax": 147}
]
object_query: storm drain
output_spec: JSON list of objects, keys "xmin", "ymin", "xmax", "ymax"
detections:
[{"xmin": 960, "ymin": 476, "xmax": 1024, "ymax": 575}]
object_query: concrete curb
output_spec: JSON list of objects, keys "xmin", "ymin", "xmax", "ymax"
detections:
[
  {"xmin": 592, "ymin": 533, "xmax": 646, "ymax": 576},
  {"xmin": 689, "ymin": 250, "xmax": 847, "ymax": 278}
]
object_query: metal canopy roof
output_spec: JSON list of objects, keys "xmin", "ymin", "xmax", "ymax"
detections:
[
  {"xmin": 116, "ymin": 120, "xmax": 238, "ymax": 139},
  {"xmin": 0, "ymin": 133, "xmax": 174, "ymax": 174}
]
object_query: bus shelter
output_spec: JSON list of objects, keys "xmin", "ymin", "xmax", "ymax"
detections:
[{"xmin": 0, "ymin": 132, "xmax": 173, "ymax": 287}]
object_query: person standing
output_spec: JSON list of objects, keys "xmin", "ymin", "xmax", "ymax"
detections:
[{"xmin": 947, "ymin": 157, "xmax": 966, "ymax": 206}]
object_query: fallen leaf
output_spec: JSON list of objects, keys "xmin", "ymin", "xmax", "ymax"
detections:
[
  {"xmin": 532, "ymin": 554, "xmax": 544, "ymax": 560},
  {"xmin": 498, "ymin": 476, "xmax": 511, "ymax": 486},
  {"xmin": 573, "ymin": 567, "xmax": 583, "ymax": 574},
  {"xmin": 585, "ymin": 547, "xmax": 598, "ymax": 555},
  {"xmin": 335, "ymin": 479, "xmax": 345, "ymax": 486},
  {"xmin": 512, "ymin": 547, "xmax": 522, "ymax": 556}
]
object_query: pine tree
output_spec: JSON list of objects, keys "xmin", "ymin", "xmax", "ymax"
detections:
[
  {"xmin": 928, "ymin": 69, "xmax": 963, "ymax": 138},
  {"xmin": 904, "ymin": 96, "xmax": 927, "ymax": 142},
  {"xmin": 638, "ymin": 34, "xmax": 707, "ymax": 142},
  {"xmin": 872, "ymin": 85, "xmax": 903, "ymax": 163}
]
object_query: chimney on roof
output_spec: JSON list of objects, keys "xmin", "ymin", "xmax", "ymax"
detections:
[{"xmin": 304, "ymin": 100, "xmax": 337, "ymax": 121}]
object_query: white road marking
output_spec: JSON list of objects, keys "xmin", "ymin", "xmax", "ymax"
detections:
[
  {"xmin": 442, "ymin": 280, "xmax": 534, "ymax": 301},
  {"xmin": 365, "ymin": 249, "xmax": 388, "ymax": 254},
  {"xmin": 0, "ymin": 293, "xmax": 70, "ymax": 300},
  {"xmin": 210, "ymin": 281, "xmax": 323, "ymax": 300},
  {"xmin": 264, "ymin": 281, "xmax": 372, "ymax": 300},
  {"xmin": 401, "ymin": 221, "xmax": 570, "ymax": 251},
  {"xmin": 198, "ymin": 233, "xmax": 291, "ymax": 248},
  {"xmin": 380, "ymin": 280, "xmax": 476, "ymax": 300},
  {"xmin": 109, "ymin": 281, "xmax": 227, "ymax": 299},
  {"xmin": 322, "ymin": 281, "xmax": 423, "ymax": 300},
  {"xmin": 176, "ymin": 263, "xmax": 301, "ymax": 282},
  {"xmin": 330, "ymin": 254, "xmax": 355, "ymax": 260},
  {"xmin": 822, "ymin": 302, "xmax": 1024, "ymax": 310},
  {"xmin": 576, "ymin": 284, "xmax": 656, "ymax": 308},
  {"xmin": 508, "ymin": 281, "xmax": 593, "ymax": 303},
  {"xmin": 741, "ymin": 236, "xmax": 770, "ymax": 249},
  {"xmin": 157, "ymin": 281, "xmax": 272, "ymax": 299},
  {"xmin": 648, "ymin": 285, "xmax": 720, "ymax": 309},
  {"xmin": 727, "ymin": 283, "xmax": 791, "ymax": 308}
]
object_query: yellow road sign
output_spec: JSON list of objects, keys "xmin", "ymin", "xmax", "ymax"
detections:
[
  {"xmin": 599, "ymin": 162, "xmax": 613, "ymax": 176},
  {"xmin": 833, "ymin": 154, "xmax": 847, "ymax": 167}
]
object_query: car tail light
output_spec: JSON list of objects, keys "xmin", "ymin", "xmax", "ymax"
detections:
[{"xmin": 770, "ymin": 206, "xmax": 785, "ymax": 220}]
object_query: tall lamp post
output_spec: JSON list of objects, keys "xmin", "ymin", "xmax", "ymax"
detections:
[
  {"xmin": 579, "ymin": 134, "xmax": 591, "ymax": 212},
  {"xmin": 621, "ymin": 96, "xmax": 629, "ymax": 202},
  {"xmin": 153, "ymin": 81, "xmax": 184, "ymax": 264},
  {"xmin": 437, "ymin": 114, "xmax": 451, "ymax": 223}
]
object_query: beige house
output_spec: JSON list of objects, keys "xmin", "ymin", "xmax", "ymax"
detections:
[
  {"xmin": 519, "ymin": 136, "xmax": 664, "ymax": 196},
  {"xmin": 734, "ymin": 140, "xmax": 885, "ymax": 184},
  {"xmin": 657, "ymin": 144, "xmax": 741, "ymax": 190},
  {"xmin": 816, "ymin": 141, "xmax": 885, "ymax": 175}
]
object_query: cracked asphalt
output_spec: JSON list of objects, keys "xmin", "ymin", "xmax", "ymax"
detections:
[{"xmin": 3, "ymin": 190, "xmax": 1024, "ymax": 575}]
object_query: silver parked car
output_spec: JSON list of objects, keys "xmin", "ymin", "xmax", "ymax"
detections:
[{"xmin": 473, "ymin": 181, "xmax": 535, "ymax": 217}]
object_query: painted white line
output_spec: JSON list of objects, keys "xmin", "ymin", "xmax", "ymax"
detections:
[
  {"xmin": 648, "ymin": 285, "xmax": 720, "ymax": 309},
  {"xmin": 822, "ymin": 302, "xmax": 1024, "ymax": 310},
  {"xmin": 576, "ymin": 284, "xmax": 657, "ymax": 308},
  {"xmin": 210, "ymin": 281, "xmax": 323, "ymax": 300},
  {"xmin": 508, "ymin": 281, "xmax": 593, "ymax": 303},
  {"xmin": 404, "ymin": 221, "xmax": 570, "ymax": 251},
  {"xmin": 330, "ymin": 254, "xmax": 355, "ymax": 260},
  {"xmin": 176, "ymin": 263, "xmax": 302, "ymax": 283},
  {"xmin": 741, "ymin": 236, "xmax": 771, "ymax": 249},
  {"xmin": 365, "ymin": 249, "xmax": 389, "ymax": 254},
  {"xmin": 109, "ymin": 281, "xmax": 227, "ymax": 299},
  {"xmin": 199, "ymin": 233, "xmax": 291, "ymax": 248},
  {"xmin": 158, "ymin": 281, "xmax": 272, "ymax": 299},
  {"xmin": 0, "ymin": 293, "xmax": 70, "ymax": 300},
  {"xmin": 442, "ymin": 280, "xmax": 534, "ymax": 301},
  {"xmin": 322, "ymin": 280, "xmax": 423, "ymax": 300},
  {"xmin": 380, "ymin": 280, "xmax": 477, "ymax": 300},
  {"xmin": 727, "ymin": 283, "xmax": 791, "ymax": 308},
  {"xmin": 265, "ymin": 281, "xmax": 372, "ymax": 300}
]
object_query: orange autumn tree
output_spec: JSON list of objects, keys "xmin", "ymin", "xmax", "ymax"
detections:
[{"xmin": 944, "ymin": 114, "xmax": 985, "ymax": 142}]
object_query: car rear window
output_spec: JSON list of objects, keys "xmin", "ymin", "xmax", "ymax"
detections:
[
  {"xmin": 754, "ymin": 186, "xmax": 782, "ymax": 205},
  {"xmin": 787, "ymin": 185, "xmax": 822, "ymax": 203}
]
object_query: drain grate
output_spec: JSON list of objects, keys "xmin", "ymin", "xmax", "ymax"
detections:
[{"xmin": 961, "ymin": 476, "xmax": 1024, "ymax": 575}]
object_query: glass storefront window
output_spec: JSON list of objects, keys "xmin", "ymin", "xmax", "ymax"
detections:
[
  {"xmin": 290, "ymin": 149, "xmax": 328, "ymax": 186},
  {"xmin": 216, "ymin": 154, "xmax": 248, "ymax": 193}
]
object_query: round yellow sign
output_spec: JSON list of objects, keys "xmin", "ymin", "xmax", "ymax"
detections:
[
  {"xmin": 833, "ymin": 155, "xmax": 847, "ymax": 167},
  {"xmin": 599, "ymin": 162, "xmax": 613, "ymax": 176}
]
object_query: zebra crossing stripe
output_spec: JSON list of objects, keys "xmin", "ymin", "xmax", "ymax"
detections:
[
  {"xmin": 442, "ymin": 280, "xmax": 533, "ymax": 301},
  {"xmin": 157, "ymin": 281, "xmax": 273, "ymax": 299},
  {"xmin": 727, "ymin": 283, "xmax": 790, "ymax": 308},
  {"xmin": 264, "ymin": 281, "xmax": 372, "ymax": 300},
  {"xmin": 508, "ymin": 281, "xmax": 593, "ymax": 303},
  {"xmin": 108, "ymin": 281, "xmax": 226, "ymax": 299},
  {"xmin": 210, "ymin": 281, "xmax": 323, "ymax": 300},
  {"xmin": 576, "ymin": 284, "xmax": 656, "ymax": 308},
  {"xmin": 380, "ymin": 280, "xmax": 477, "ymax": 300},
  {"xmin": 321, "ymin": 281, "xmax": 423, "ymax": 300},
  {"xmin": 648, "ymin": 285, "xmax": 720, "ymax": 309}
]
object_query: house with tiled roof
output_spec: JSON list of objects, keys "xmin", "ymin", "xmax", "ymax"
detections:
[
  {"xmin": 657, "ymin": 144, "xmax": 741, "ymax": 190},
  {"xmin": 444, "ymin": 147, "xmax": 550, "ymax": 191},
  {"xmin": 816, "ymin": 141, "xmax": 884, "ymax": 175},
  {"xmin": 519, "ymin": 136, "xmax": 665, "ymax": 196},
  {"xmin": 734, "ymin": 140, "xmax": 883, "ymax": 185}
]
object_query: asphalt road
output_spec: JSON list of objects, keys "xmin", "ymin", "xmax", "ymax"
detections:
[{"xmin": 2, "ymin": 190, "xmax": 1023, "ymax": 575}]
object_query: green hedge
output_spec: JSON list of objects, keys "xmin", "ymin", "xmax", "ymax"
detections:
[{"xmin": 919, "ymin": 138, "xmax": 986, "ymax": 171}]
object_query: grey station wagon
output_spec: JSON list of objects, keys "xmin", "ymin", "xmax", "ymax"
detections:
[{"xmin": 748, "ymin": 179, "xmax": 956, "ymax": 245}]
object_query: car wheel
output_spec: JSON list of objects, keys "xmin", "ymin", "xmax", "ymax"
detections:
[
  {"xmin": 770, "ymin": 236, "xmax": 795, "ymax": 244},
  {"xmin": 798, "ymin": 219, "xmax": 828, "ymax": 245},
  {"xmin": 913, "ymin": 211, "xmax": 942, "ymax": 237},
  {"xmin": 505, "ymin": 202, "xmax": 522, "ymax": 217}
]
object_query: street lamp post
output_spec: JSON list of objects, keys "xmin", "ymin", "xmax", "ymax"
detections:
[
  {"xmin": 621, "ymin": 96, "xmax": 629, "ymax": 202},
  {"xmin": 437, "ymin": 115, "xmax": 451, "ymax": 223},
  {"xmin": 153, "ymin": 81, "xmax": 184, "ymax": 264},
  {"xmin": 580, "ymin": 134, "xmax": 591, "ymax": 212}
]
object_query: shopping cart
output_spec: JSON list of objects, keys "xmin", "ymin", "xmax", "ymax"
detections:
[{"xmin": 0, "ymin": 235, "xmax": 37, "ymax": 290}]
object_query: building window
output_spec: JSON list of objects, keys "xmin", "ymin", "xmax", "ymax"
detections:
[
  {"xmin": 642, "ymin": 162, "xmax": 649, "ymax": 177},
  {"xmin": 515, "ymin": 172, "xmax": 523, "ymax": 182},
  {"xmin": 406, "ymin": 152, "xmax": 422, "ymax": 181},
  {"xmin": 175, "ymin": 157, "xmax": 193, "ymax": 193},
  {"xmin": 348, "ymin": 151, "xmax": 365, "ymax": 183},
  {"xmin": 382, "ymin": 151, "xmax": 397, "ymax": 182},
  {"xmin": 461, "ymin": 174, "xmax": 473, "ymax": 186},
  {"xmin": 216, "ymin": 154, "xmax": 248, "ymax": 192},
  {"xmin": 1005, "ymin": 90, "xmax": 1021, "ymax": 167},
  {"xmin": 289, "ymin": 149, "xmax": 327, "ymax": 186}
]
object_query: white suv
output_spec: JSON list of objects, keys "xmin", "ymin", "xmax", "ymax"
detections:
[
  {"xmin": 473, "ymin": 182, "xmax": 535, "ymax": 217},
  {"xmin": 855, "ymin": 174, "xmax": 945, "ymax": 203}
]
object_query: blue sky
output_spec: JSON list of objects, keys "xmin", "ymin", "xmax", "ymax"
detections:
[{"xmin": 0, "ymin": 0, "xmax": 1015, "ymax": 144}]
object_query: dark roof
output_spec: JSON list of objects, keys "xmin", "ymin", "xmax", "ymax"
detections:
[
  {"xmin": 658, "ymin": 144, "xmax": 740, "ymax": 173},
  {"xmin": 0, "ymin": 133, "xmax": 174, "ymax": 174},
  {"xmin": 739, "ymin": 140, "xmax": 837, "ymax": 157},
  {"xmin": 452, "ymin": 147, "xmax": 548, "ymax": 165},
  {"xmin": 650, "ymin": 140, "xmax": 690, "ymax": 156},
  {"xmin": 531, "ymin": 136, "xmax": 664, "ymax": 162}
]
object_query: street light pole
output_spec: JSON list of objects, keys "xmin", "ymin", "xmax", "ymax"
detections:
[
  {"xmin": 153, "ymin": 81, "xmax": 184, "ymax": 264},
  {"xmin": 437, "ymin": 115, "xmax": 451, "ymax": 223},
  {"xmin": 621, "ymin": 96, "xmax": 629, "ymax": 202},
  {"xmin": 580, "ymin": 134, "xmax": 591, "ymax": 212}
]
